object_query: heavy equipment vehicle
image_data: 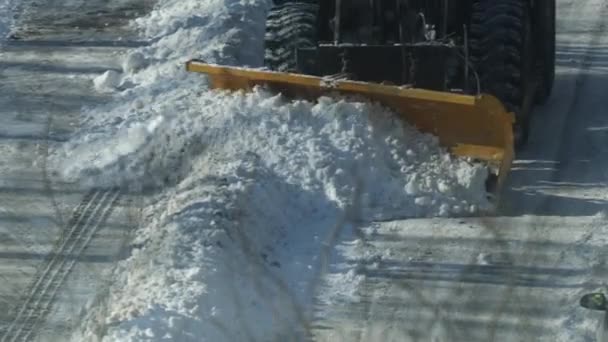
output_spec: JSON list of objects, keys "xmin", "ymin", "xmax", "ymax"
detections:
[{"xmin": 186, "ymin": 0, "xmax": 556, "ymax": 198}]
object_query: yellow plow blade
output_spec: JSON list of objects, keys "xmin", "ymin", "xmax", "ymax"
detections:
[{"xmin": 186, "ymin": 60, "xmax": 515, "ymax": 195}]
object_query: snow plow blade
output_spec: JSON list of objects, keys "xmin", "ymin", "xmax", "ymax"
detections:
[{"xmin": 186, "ymin": 60, "xmax": 515, "ymax": 197}]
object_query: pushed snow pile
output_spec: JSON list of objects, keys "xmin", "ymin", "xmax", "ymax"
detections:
[
  {"xmin": 59, "ymin": 88, "xmax": 491, "ymax": 218},
  {"xmin": 63, "ymin": 87, "xmax": 492, "ymax": 341},
  {"xmin": 57, "ymin": 0, "xmax": 492, "ymax": 341}
]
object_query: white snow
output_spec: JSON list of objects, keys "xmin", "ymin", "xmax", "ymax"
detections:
[
  {"xmin": 93, "ymin": 70, "xmax": 122, "ymax": 92},
  {"xmin": 64, "ymin": 87, "xmax": 493, "ymax": 341},
  {"xmin": 122, "ymin": 51, "xmax": 149, "ymax": 74},
  {"xmin": 54, "ymin": 0, "xmax": 496, "ymax": 340},
  {"xmin": 313, "ymin": 214, "xmax": 608, "ymax": 341}
]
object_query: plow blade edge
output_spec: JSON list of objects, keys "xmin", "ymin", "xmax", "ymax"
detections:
[{"xmin": 186, "ymin": 60, "xmax": 515, "ymax": 197}]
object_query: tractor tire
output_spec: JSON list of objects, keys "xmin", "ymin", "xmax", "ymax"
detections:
[
  {"xmin": 264, "ymin": 1, "xmax": 319, "ymax": 72},
  {"xmin": 533, "ymin": 0, "xmax": 556, "ymax": 105},
  {"xmin": 469, "ymin": 0, "xmax": 535, "ymax": 148}
]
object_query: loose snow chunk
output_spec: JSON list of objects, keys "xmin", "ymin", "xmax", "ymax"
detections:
[
  {"xmin": 93, "ymin": 70, "xmax": 121, "ymax": 91},
  {"xmin": 122, "ymin": 51, "xmax": 149, "ymax": 74}
]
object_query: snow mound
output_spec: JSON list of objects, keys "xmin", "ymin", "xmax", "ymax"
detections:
[
  {"xmin": 64, "ymin": 86, "xmax": 493, "ymax": 341},
  {"xmin": 57, "ymin": 87, "xmax": 491, "ymax": 218}
]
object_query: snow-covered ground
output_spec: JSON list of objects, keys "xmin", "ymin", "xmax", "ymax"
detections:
[
  {"xmin": 312, "ymin": 214, "xmax": 608, "ymax": 342},
  {"xmin": 1, "ymin": 0, "xmax": 608, "ymax": 341},
  {"xmin": 0, "ymin": 0, "xmax": 152, "ymax": 341}
]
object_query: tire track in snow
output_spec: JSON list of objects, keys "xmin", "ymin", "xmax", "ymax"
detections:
[{"xmin": 0, "ymin": 188, "xmax": 121, "ymax": 342}]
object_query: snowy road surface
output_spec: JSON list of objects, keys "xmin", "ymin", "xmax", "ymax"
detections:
[
  {"xmin": 0, "ymin": 0, "xmax": 607, "ymax": 341},
  {"xmin": 0, "ymin": 0, "xmax": 151, "ymax": 341}
]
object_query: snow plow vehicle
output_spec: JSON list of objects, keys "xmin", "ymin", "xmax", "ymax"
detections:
[{"xmin": 186, "ymin": 0, "xmax": 555, "ymax": 197}]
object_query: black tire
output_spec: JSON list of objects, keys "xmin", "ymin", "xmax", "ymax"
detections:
[
  {"xmin": 469, "ymin": 0, "xmax": 535, "ymax": 147},
  {"xmin": 264, "ymin": 1, "xmax": 319, "ymax": 72},
  {"xmin": 533, "ymin": 0, "xmax": 556, "ymax": 105}
]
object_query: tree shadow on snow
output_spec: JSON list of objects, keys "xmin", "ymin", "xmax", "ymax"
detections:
[
  {"xmin": 499, "ymin": 45, "xmax": 608, "ymax": 217},
  {"xmin": 311, "ymin": 225, "xmax": 605, "ymax": 342}
]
